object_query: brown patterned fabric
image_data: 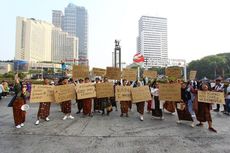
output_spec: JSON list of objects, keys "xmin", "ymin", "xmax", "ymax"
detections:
[
  {"xmin": 176, "ymin": 102, "xmax": 193, "ymax": 121},
  {"xmin": 83, "ymin": 99, "xmax": 92, "ymax": 115},
  {"xmin": 163, "ymin": 101, "xmax": 176, "ymax": 113},
  {"xmin": 128, "ymin": 101, "xmax": 132, "ymax": 109},
  {"xmin": 136, "ymin": 102, "xmax": 145, "ymax": 115},
  {"xmin": 196, "ymin": 102, "xmax": 212, "ymax": 122},
  {"xmin": 12, "ymin": 98, "xmax": 26, "ymax": 126},
  {"xmin": 120, "ymin": 101, "xmax": 129, "ymax": 113},
  {"xmin": 61, "ymin": 100, "xmax": 71, "ymax": 114},
  {"xmin": 37, "ymin": 102, "xmax": 51, "ymax": 119}
]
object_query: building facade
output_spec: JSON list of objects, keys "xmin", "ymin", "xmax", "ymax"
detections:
[
  {"xmin": 52, "ymin": 10, "xmax": 63, "ymax": 28},
  {"xmin": 53, "ymin": 3, "xmax": 88, "ymax": 65},
  {"xmin": 51, "ymin": 27, "xmax": 78, "ymax": 63},
  {"xmin": 15, "ymin": 17, "xmax": 53, "ymax": 62},
  {"xmin": 137, "ymin": 16, "xmax": 168, "ymax": 68}
]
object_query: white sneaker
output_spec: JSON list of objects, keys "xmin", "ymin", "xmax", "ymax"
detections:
[
  {"xmin": 45, "ymin": 117, "xmax": 50, "ymax": 121},
  {"xmin": 177, "ymin": 120, "xmax": 181, "ymax": 124},
  {"xmin": 140, "ymin": 116, "xmax": 144, "ymax": 121},
  {"xmin": 68, "ymin": 115, "xmax": 74, "ymax": 119},
  {"xmin": 191, "ymin": 122, "xmax": 195, "ymax": 128},
  {"xmin": 20, "ymin": 123, "xmax": 24, "ymax": 127},
  {"xmin": 16, "ymin": 125, "xmax": 21, "ymax": 129},
  {"xmin": 160, "ymin": 116, "xmax": 164, "ymax": 120},
  {"xmin": 35, "ymin": 120, "xmax": 40, "ymax": 125},
  {"xmin": 63, "ymin": 115, "xmax": 68, "ymax": 120}
]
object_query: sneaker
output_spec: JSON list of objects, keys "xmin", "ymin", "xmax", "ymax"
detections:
[
  {"xmin": 35, "ymin": 120, "xmax": 40, "ymax": 125},
  {"xmin": 45, "ymin": 117, "xmax": 50, "ymax": 121},
  {"xmin": 20, "ymin": 123, "xmax": 24, "ymax": 127},
  {"xmin": 68, "ymin": 115, "xmax": 74, "ymax": 119},
  {"xmin": 63, "ymin": 115, "xmax": 68, "ymax": 120},
  {"xmin": 177, "ymin": 120, "xmax": 181, "ymax": 124},
  {"xmin": 160, "ymin": 116, "xmax": 164, "ymax": 120},
  {"xmin": 191, "ymin": 122, "xmax": 195, "ymax": 128},
  {"xmin": 16, "ymin": 125, "xmax": 21, "ymax": 129},
  {"xmin": 140, "ymin": 116, "xmax": 144, "ymax": 121}
]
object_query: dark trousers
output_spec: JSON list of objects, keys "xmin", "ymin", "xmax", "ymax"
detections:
[{"xmin": 216, "ymin": 104, "xmax": 226, "ymax": 111}]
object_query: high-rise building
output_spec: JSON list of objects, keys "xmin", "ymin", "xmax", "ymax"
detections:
[
  {"xmin": 51, "ymin": 27, "xmax": 78, "ymax": 63},
  {"xmin": 15, "ymin": 17, "xmax": 53, "ymax": 62},
  {"xmin": 53, "ymin": 3, "xmax": 88, "ymax": 65},
  {"xmin": 52, "ymin": 10, "xmax": 63, "ymax": 28},
  {"xmin": 137, "ymin": 16, "xmax": 168, "ymax": 68}
]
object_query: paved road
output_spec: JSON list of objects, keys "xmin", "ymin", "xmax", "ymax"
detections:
[{"xmin": 0, "ymin": 96, "xmax": 230, "ymax": 153}]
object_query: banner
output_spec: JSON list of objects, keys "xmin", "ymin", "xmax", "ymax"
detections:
[
  {"xmin": 131, "ymin": 86, "xmax": 151, "ymax": 103},
  {"xmin": 198, "ymin": 91, "xmax": 225, "ymax": 104},
  {"xmin": 96, "ymin": 82, "xmax": 114, "ymax": 98},
  {"xmin": 189, "ymin": 71, "xmax": 197, "ymax": 80},
  {"xmin": 92, "ymin": 68, "xmax": 106, "ymax": 77},
  {"xmin": 54, "ymin": 84, "xmax": 76, "ymax": 103},
  {"xmin": 115, "ymin": 86, "xmax": 132, "ymax": 101},
  {"xmin": 165, "ymin": 67, "xmax": 181, "ymax": 79},
  {"xmin": 75, "ymin": 83, "xmax": 96, "ymax": 100},
  {"xmin": 72, "ymin": 65, "xmax": 89, "ymax": 80},
  {"xmin": 122, "ymin": 68, "xmax": 137, "ymax": 81},
  {"xmin": 105, "ymin": 67, "xmax": 121, "ymax": 80},
  {"xmin": 30, "ymin": 85, "xmax": 55, "ymax": 103},
  {"xmin": 143, "ymin": 70, "xmax": 157, "ymax": 79},
  {"xmin": 159, "ymin": 83, "xmax": 181, "ymax": 101}
]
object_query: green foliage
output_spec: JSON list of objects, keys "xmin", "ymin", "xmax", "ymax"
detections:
[{"xmin": 188, "ymin": 53, "xmax": 230, "ymax": 80}]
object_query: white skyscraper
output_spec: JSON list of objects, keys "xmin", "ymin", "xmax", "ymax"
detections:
[
  {"xmin": 137, "ymin": 16, "xmax": 168, "ymax": 68},
  {"xmin": 51, "ymin": 27, "xmax": 78, "ymax": 63},
  {"xmin": 15, "ymin": 17, "xmax": 53, "ymax": 62},
  {"xmin": 53, "ymin": 3, "xmax": 88, "ymax": 65}
]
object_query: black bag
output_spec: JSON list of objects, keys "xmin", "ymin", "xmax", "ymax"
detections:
[{"xmin": 8, "ymin": 95, "xmax": 17, "ymax": 107}]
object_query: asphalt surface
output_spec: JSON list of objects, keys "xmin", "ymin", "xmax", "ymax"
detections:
[{"xmin": 0, "ymin": 95, "xmax": 230, "ymax": 153}]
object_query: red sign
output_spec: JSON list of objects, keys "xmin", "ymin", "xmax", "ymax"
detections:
[{"xmin": 133, "ymin": 53, "xmax": 144, "ymax": 63}]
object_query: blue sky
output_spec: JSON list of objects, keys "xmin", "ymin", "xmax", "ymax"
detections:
[{"xmin": 1, "ymin": 0, "xmax": 230, "ymax": 68}]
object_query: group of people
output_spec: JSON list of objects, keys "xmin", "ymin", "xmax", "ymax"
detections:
[{"xmin": 8, "ymin": 76, "xmax": 230, "ymax": 133}]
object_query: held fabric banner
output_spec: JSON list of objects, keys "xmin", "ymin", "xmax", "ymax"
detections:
[
  {"xmin": 96, "ymin": 82, "xmax": 114, "ymax": 98},
  {"xmin": 72, "ymin": 65, "xmax": 89, "ymax": 80},
  {"xmin": 105, "ymin": 67, "xmax": 121, "ymax": 80},
  {"xmin": 30, "ymin": 85, "xmax": 55, "ymax": 103},
  {"xmin": 131, "ymin": 86, "xmax": 151, "ymax": 103},
  {"xmin": 122, "ymin": 68, "xmax": 137, "ymax": 81},
  {"xmin": 54, "ymin": 84, "xmax": 76, "ymax": 103},
  {"xmin": 159, "ymin": 83, "xmax": 181, "ymax": 101},
  {"xmin": 75, "ymin": 83, "xmax": 96, "ymax": 100},
  {"xmin": 115, "ymin": 86, "xmax": 132, "ymax": 101},
  {"xmin": 198, "ymin": 91, "xmax": 225, "ymax": 104}
]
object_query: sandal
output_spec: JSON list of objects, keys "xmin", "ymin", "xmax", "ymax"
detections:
[
  {"xmin": 196, "ymin": 123, "xmax": 203, "ymax": 127},
  {"xmin": 208, "ymin": 127, "xmax": 217, "ymax": 133}
]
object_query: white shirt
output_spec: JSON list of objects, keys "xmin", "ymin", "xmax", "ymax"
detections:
[
  {"xmin": 226, "ymin": 85, "xmax": 230, "ymax": 99},
  {"xmin": 151, "ymin": 87, "xmax": 159, "ymax": 96}
]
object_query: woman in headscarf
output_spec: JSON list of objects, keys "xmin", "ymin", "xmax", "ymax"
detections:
[
  {"xmin": 133, "ymin": 80, "xmax": 145, "ymax": 121},
  {"xmin": 60, "ymin": 77, "xmax": 74, "ymax": 120},
  {"xmin": 194, "ymin": 83, "xmax": 217, "ymax": 132},
  {"xmin": 12, "ymin": 82, "xmax": 29, "ymax": 128},
  {"xmin": 120, "ymin": 79, "xmax": 130, "ymax": 117},
  {"xmin": 176, "ymin": 82, "xmax": 195, "ymax": 127},
  {"xmin": 35, "ymin": 78, "xmax": 52, "ymax": 125},
  {"xmin": 82, "ymin": 77, "xmax": 93, "ymax": 117},
  {"xmin": 151, "ymin": 83, "xmax": 163, "ymax": 119}
]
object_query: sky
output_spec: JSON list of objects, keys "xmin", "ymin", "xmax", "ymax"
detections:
[{"xmin": 1, "ymin": 0, "xmax": 230, "ymax": 68}]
